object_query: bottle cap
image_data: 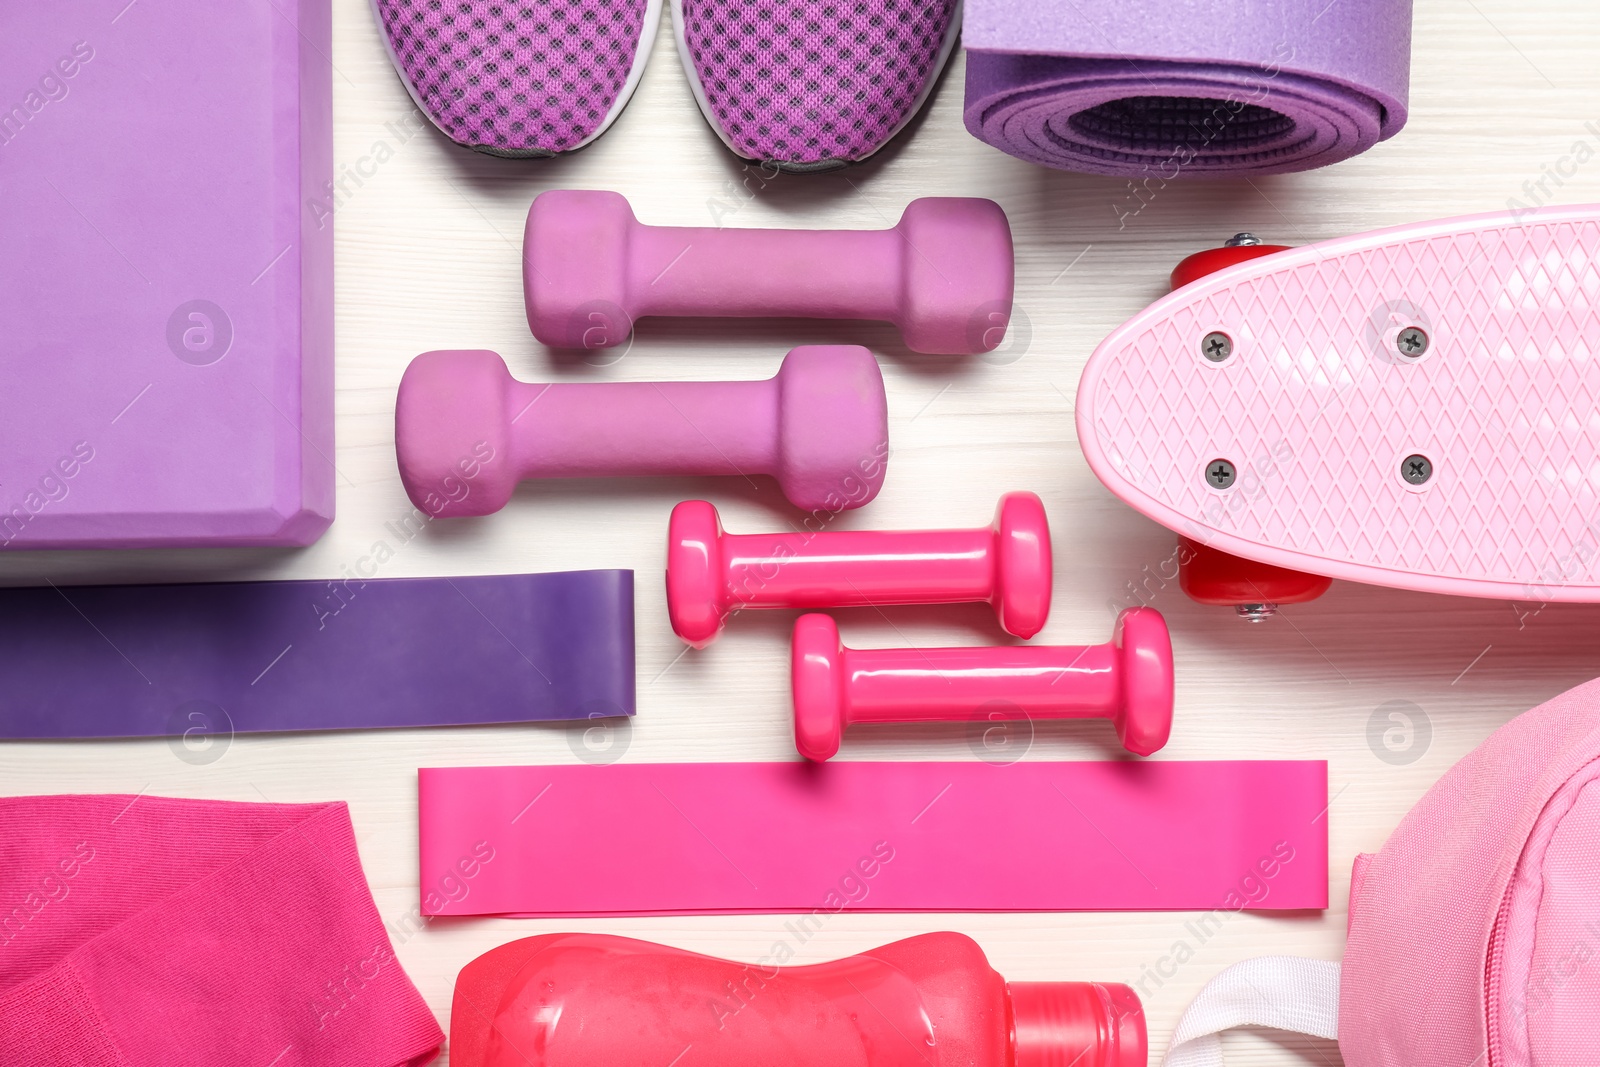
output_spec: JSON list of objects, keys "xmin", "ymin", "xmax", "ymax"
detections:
[{"xmin": 1009, "ymin": 981, "xmax": 1147, "ymax": 1067}]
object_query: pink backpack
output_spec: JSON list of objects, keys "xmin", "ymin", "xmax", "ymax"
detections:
[{"xmin": 1165, "ymin": 679, "xmax": 1600, "ymax": 1066}]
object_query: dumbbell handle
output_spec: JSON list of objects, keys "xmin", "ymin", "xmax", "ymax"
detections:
[
  {"xmin": 839, "ymin": 644, "xmax": 1121, "ymax": 723},
  {"xmin": 723, "ymin": 528, "xmax": 996, "ymax": 607},
  {"xmin": 506, "ymin": 379, "xmax": 775, "ymax": 477},
  {"xmin": 628, "ymin": 227, "xmax": 901, "ymax": 323}
]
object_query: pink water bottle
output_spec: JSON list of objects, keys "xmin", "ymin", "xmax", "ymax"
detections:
[{"xmin": 451, "ymin": 931, "xmax": 1146, "ymax": 1067}]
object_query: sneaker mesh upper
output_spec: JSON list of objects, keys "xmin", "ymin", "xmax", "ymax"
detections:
[
  {"xmin": 375, "ymin": 0, "xmax": 650, "ymax": 155},
  {"xmin": 680, "ymin": 0, "xmax": 958, "ymax": 166}
]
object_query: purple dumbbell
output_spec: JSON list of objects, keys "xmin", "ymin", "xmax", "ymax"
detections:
[
  {"xmin": 523, "ymin": 190, "xmax": 1015, "ymax": 355},
  {"xmin": 394, "ymin": 346, "xmax": 889, "ymax": 517}
]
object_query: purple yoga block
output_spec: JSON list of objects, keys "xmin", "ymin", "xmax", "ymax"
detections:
[{"xmin": 0, "ymin": 0, "xmax": 333, "ymax": 548}]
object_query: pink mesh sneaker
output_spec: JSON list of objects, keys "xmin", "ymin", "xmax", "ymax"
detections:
[
  {"xmin": 673, "ymin": 0, "xmax": 961, "ymax": 171},
  {"xmin": 372, "ymin": 0, "xmax": 662, "ymax": 157}
]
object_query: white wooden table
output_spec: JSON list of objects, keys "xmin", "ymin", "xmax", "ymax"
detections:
[{"xmin": 6, "ymin": 2, "xmax": 1600, "ymax": 1062}]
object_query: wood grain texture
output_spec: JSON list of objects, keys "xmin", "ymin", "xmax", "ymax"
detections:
[{"xmin": 4, "ymin": 1, "xmax": 1600, "ymax": 1063}]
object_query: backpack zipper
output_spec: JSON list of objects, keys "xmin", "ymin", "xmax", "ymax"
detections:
[{"xmin": 1483, "ymin": 880, "xmax": 1515, "ymax": 1067}]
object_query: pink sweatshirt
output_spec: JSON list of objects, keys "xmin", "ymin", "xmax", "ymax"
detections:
[{"xmin": 0, "ymin": 795, "xmax": 442, "ymax": 1065}]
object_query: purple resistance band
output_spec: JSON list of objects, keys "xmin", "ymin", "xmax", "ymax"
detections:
[
  {"xmin": 0, "ymin": 570, "xmax": 634, "ymax": 739},
  {"xmin": 418, "ymin": 761, "xmax": 1328, "ymax": 915},
  {"xmin": 962, "ymin": 0, "xmax": 1412, "ymax": 177}
]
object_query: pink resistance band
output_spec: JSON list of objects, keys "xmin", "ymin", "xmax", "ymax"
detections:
[
  {"xmin": 418, "ymin": 761, "xmax": 1328, "ymax": 916},
  {"xmin": 0, "ymin": 796, "xmax": 442, "ymax": 1066}
]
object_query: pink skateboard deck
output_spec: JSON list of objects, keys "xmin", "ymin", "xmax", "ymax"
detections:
[{"xmin": 1077, "ymin": 207, "xmax": 1600, "ymax": 609}]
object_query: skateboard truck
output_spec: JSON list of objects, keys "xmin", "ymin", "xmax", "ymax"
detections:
[{"xmin": 1170, "ymin": 236, "xmax": 1333, "ymax": 619}]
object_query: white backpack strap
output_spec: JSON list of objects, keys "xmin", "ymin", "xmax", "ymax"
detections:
[{"xmin": 1162, "ymin": 957, "xmax": 1340, "ymax": 1067}]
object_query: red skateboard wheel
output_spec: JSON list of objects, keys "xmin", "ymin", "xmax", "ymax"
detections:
[
  {"xmin": 1170, "ymin": 239, "xmax": 1292, "ymax": 290},
  {"xmin": 1177, "ymin": 537, "xmax": 1333, "ymax": 619}
]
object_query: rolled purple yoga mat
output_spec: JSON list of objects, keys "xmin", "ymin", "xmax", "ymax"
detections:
[
  {"xmin": 0, "ymin": 569, "xmax": 634, "ymax": 739},
  {"xmin": 963, "ymin": 0, "xmax": 1412, "ymax": 177}
]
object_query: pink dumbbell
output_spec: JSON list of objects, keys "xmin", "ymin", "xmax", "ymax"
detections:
[
  {"xmin": 523, "ymin": 190, "xmax": 1015, "ymax": 355},
  {"xmin": 666, "ymin": 493, "xmax": 1052, "ymax": 648},
  {"xmin": 395, "ymin": 346, "xmax": 888, "ymax": 517},
  {"xmin": 790, "ymin": 608, "xmax": 1174, "ymax": 761}
]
